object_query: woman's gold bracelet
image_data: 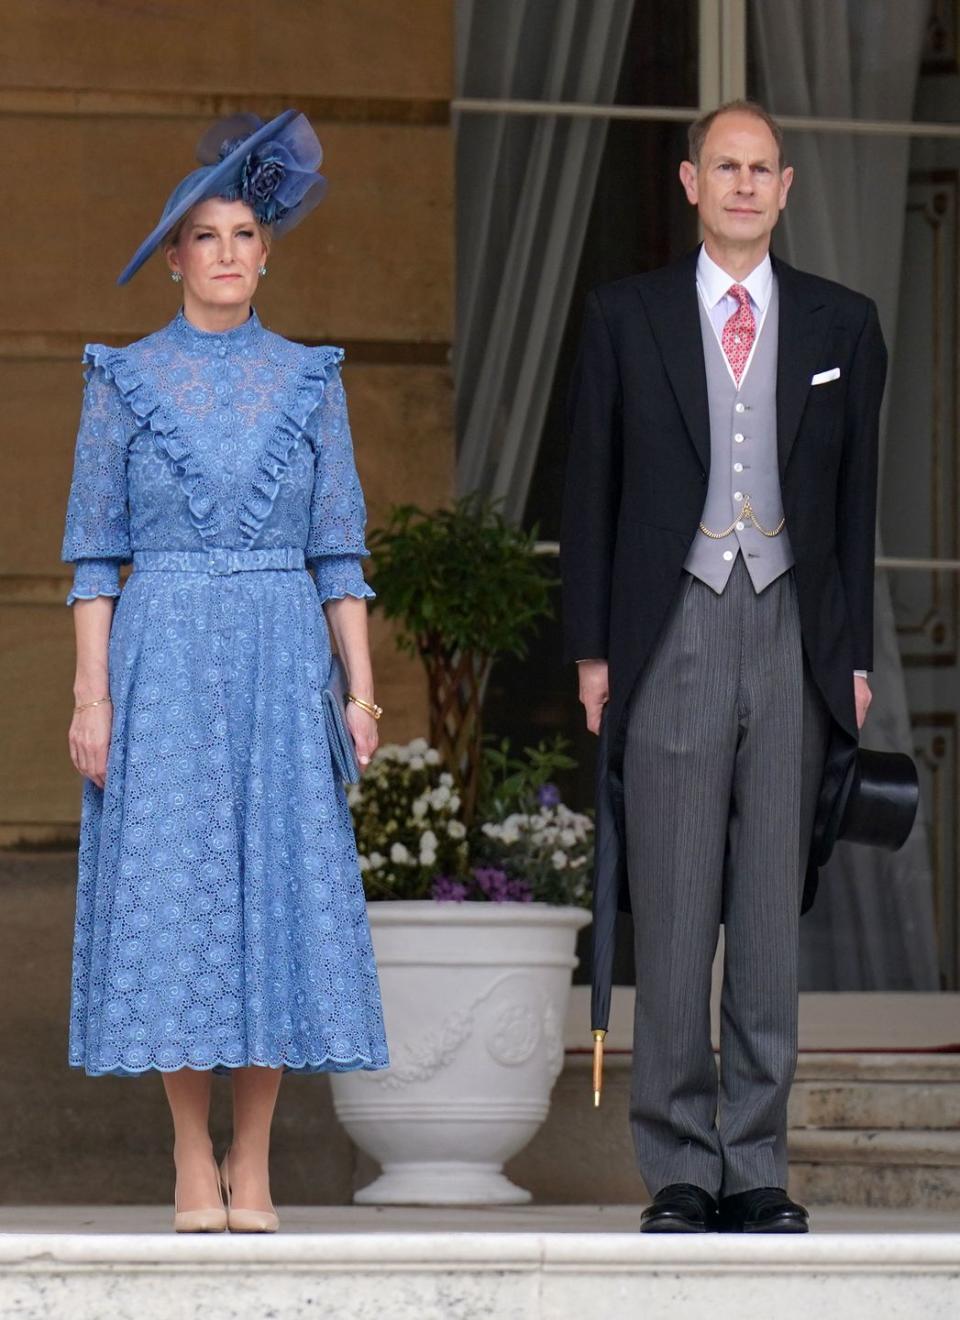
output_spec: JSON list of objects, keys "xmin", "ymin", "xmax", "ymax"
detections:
[
  {"xmin": 347, "ymin": 693, "xmax": 383, "ymax": 721},
  {"xmin": 74, "ymin": 696, "xmax": 112, "ymax": 713}
]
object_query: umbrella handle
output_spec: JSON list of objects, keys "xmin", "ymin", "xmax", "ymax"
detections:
[{"xmin": 592, "ymin": 1030, "xmax": 606, "ymax": 1107}]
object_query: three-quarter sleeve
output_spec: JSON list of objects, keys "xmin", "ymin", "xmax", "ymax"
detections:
[
  {"xmin": 62, "ymin": 363, "xmax": 131, "ymax": 606},
  {"xmin": 305, "ymin": 363, "xmax": 375, "ymax": 603}
]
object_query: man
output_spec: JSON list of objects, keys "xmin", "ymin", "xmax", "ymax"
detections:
[{"xmin": 561, "ymin": 101, "xmax": 885, "ymax": 1234}]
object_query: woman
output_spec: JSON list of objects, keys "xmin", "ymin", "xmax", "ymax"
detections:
[{"xmin": 62, "ymin": 111, "xmax": 388, "ymax": 1233}]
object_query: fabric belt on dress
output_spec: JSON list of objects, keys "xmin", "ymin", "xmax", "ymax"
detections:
[{"xmin": 133, "ymin": 547, "xmax": 306, "ymax": 575}]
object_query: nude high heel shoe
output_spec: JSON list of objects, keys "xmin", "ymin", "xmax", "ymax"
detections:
[
  {"xmin": 173, "ymin": 1158, "xmax": 228, "ymax": 1233},
  {"xmin": 220, "ymin": 1149, "xmax": 280, "ymax": 1234}
]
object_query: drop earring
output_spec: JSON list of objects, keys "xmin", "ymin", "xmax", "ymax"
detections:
[
  {"xmin": 258, "ymin": 265, "xmax": 268, "ymax": 277},
  {"xmin": 170, "ymin": 271, "xmax": 182, "ymax": 283}
]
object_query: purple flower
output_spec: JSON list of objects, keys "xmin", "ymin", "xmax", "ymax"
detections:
[
  {"xmin": 537, "ymin": 782, "xmax": 562, "ymax": 808},
  {"xmin": 432, "ymin": 876, "xmax": 468, "ymax": 903},
  {"xmin": 472, "ymin": 866, "xmax": 533, "ymax": 904}
]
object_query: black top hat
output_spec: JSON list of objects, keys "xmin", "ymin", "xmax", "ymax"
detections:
[{"xmin": 817, "ymin": 747, "xmax": 919, "ymax": 868}]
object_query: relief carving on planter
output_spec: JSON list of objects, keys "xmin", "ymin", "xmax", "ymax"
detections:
[
  {"xmin": 372, "ymin": 1004, "xmax": 476, "ymax": 1091},
  {"xmin": 371, "ymin": 972, "xmax": 562, "ymax": 1089},
  {"xmin": 485, "ymin": 1001, "xmax": 541, "ymax": 1066}
]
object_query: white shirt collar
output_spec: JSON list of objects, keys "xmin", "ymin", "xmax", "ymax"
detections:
[{"xmin": 696, "ymin": 245, "xmax": 773, "ymax": 315}]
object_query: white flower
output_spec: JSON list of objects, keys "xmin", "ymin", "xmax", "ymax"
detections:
[
  {"xmin": 412, "ymin": 797, "xmax": 428, "ymax": 819},
  {"xmin": 425, "ymin": 748, "xmax": 441, "ymax": 765},
  {"xmin": 409, "ymin": 737, "xmax": 429, "ymax": 755},
  {"xmin": 420, "ymin": 849, "xmax": 437, "ymax": 868},
  {"xmin": 409, "ymin": 756, "xmax": 425, "ymax": 770},
  {"xmin": 440, "ymin": 772, "xmax": 454, "ymax": 788},
  {"xmin": 550, "ymin": 850, "xmax": 568, "ymax": 870},
  {"xmin": 369, "ymin": 851, "xmax": 385, "ymax": 870},
  {"xmin": 357, "ymin": 854, "xmax": 370, "ymax": 872},
  {"xmin": 390, "ymin": 842, "xmax": 410, "ymax": 864},
  {"xmin": 481, "ymin": 822, "xmax": 499, "ymax": 839},
  {"xmin": 448, "ymin": 793, "xmax": 461, "ymax": 813},
  {"xmin": 420, "ymin": 829, "xmax": 437, "ymax": 848},
  {"xmin": 429, "ymin": 786, "xmax": 450, "ymax": 810},
  {"xmin": 560, "ymin": 828, "xmax": 576, "ymax": 847},
  {"xmin": 447, "ymin": 820, "xmax": 466, "ymax": 840},
  {"xmin": 501, "ymin": 827, "xmax": 520, "ymax": 846}
]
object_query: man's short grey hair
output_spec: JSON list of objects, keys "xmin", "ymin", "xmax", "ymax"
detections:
[{"xmin": 688, "ymin": 99, "xmax": 786, "ymax": 171}]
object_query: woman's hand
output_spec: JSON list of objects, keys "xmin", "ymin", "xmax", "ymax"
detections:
[
  {"xmin": 346, "ymin": 699, "xmax": 379, "ymax": 770},
  {"xmin": 69, "ymin": 703, "xmax": 113, "ymax": 789}
]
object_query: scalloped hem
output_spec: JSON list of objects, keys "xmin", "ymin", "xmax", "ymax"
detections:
[
  {"xmin": 70, "ymin": 1051, "xmax": 389, "ymax": 1078},
  {"xmin": 317, "ymin": 584, "xmax": 377, "ymax": 603},
  {"xmin": 66, "ymin": 587, "xmax": 123, "ymax": 606}
]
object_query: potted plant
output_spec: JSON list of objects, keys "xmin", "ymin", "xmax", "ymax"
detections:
[
  {"xmin": 367, "ymin": 495, "xmax": 551, "ymax": 823},
  {"xmin": 330, "ymin": 735, "xmax": 592, "ymax": 1205},
  {"xmin": 331, "ymin": 498, "xmax": 591, "ymax": 1204}
]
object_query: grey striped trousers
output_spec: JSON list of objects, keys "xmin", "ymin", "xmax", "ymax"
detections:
[{"xmin": 624, "ymin": 558, "xmax": 829, "ymax": 1198}]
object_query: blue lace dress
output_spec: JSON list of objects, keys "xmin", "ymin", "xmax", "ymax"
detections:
[{"xmin": 61, "ymin": 308, "xmax": 389, "ymax": 1077}]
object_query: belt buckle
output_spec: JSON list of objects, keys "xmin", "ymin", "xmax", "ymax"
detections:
[{"xmin": 207, "ymin": 548, "xmax": 235, "ymax": 576}]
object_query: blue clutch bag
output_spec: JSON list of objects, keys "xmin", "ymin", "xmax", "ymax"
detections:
[{"xmin": 322, "ymin": 653, "xmax": 361, "ymax": 784}]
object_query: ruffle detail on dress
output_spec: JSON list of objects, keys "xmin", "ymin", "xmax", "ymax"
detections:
[
  {"xmin": 238, "ymin": 346, "xmax": 345, "ymax": 547},
  {"xmin": 309, "ymin": 553, "xmax": 376, "ymax": 603},
  {"xmin": 67, "ymin": 558, "xmax": 122, "ymax": 606},
  {"xmin": 67, "ymin": 586, "xmax": 122, "ymax": 606},
  {"xmin": 83, "ymin": 344, "xmax": 222, "ymax": 545}
]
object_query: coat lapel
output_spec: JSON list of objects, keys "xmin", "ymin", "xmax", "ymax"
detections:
[
  {"xmin": 774, "ymin": 256, "xmax": 836, "ymax": 476},
  {"xmin": 640, "ymin": 250, "xmax": 710, "ymax": 473}
]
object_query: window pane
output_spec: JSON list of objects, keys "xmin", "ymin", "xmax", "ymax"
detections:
[{"xmin": 457, "ymin": 0, "xmax": 699, "ymax": 110}]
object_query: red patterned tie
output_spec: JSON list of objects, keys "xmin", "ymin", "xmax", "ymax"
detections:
[{"xmin": 722, "ymin": 284, "xmax": 756, "ymax": 386}]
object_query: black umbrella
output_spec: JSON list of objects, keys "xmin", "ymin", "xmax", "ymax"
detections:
[{"xmin": 590, "ymin": 711, "xmax": 630, "ymax": 1105}]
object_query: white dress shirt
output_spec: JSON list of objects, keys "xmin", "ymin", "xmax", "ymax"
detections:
[{"xmin": 696, "ymin": 247, "xmax": 773, "ymax": 388}]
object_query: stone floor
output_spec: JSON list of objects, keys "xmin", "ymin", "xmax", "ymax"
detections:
[{"xmin": 0, "ymin": 1202, "xmax": 957, "ymax": 1233}]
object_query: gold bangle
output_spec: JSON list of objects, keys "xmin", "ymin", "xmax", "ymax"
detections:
[
  {"xmin": 347, "ymin": 693, "xmax": 383, "ymax": 721},
  {"xmin": 74, "ymin": 696, "xmax": 112, "ymax": 713}
]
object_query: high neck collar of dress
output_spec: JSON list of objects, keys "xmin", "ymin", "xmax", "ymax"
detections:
[{"xmin": 171, "ymin": 307, "xmax": 262, "ymax": 350}]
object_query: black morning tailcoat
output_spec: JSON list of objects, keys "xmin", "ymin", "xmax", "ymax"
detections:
[{"xmin": 561, "ymin": 247, "xmax": 887, "ymax": 912}]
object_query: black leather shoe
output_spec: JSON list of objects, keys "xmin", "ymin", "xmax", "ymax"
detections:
[
  {"xmin": 719, "ymin": 1188, "xmax": 809, "ymax": 1233},
  {"xmin": 640, "ymin": 1183, "xmax": 718, "ymax": 1233}
]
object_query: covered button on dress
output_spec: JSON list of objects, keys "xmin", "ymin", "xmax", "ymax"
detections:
[{"xmin": 61, "ymin": 308, "xmax": 389, "ymax": 1077}]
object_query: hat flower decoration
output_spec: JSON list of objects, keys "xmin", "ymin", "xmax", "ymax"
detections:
[{"xmin": 117, "ymin": 109, "xmax": 327, "ymax": 285}]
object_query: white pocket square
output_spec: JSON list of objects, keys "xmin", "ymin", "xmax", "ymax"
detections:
[{"xmin": 811, "ymin": 367, "xmax": 840, "ymax": 386}]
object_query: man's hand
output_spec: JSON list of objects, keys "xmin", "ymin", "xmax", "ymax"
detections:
[
  {"xmin": 854, "ymin": 674, "xmax": 872, "ymax": 730},
  {"xmin": 577, "ymin": 659, "xmax": 609, "ymax": 735}
]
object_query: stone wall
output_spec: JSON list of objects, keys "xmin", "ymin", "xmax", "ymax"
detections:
[{"xmin": 0, "ymin": 0, "xmax": 454, "ymax": 844}]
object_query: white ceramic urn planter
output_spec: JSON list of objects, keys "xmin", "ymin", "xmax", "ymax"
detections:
[{"xmin": 330, "ymin": 900, "xmax": 591, "ymax": 1205}]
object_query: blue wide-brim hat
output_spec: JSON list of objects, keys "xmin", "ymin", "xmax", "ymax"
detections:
[{"xmin": 117, "ymin": 109, "xmax": 327, "ymax": 285}]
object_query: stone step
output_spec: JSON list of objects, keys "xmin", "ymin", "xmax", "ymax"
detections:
[
  {"xmin": 790, "ymin": 1079, "xmax": 960, "ymax": 1131},
  {"xmin": 789, "ymin": 1163, "xmax": 960, "ymax": 1214},
  {"xmin": 788, "ymin": 1130, "xmax": 960, "ymax": 1209},
  {"xmin": 794, "ymin": 1052, "xmax": 960, "ymax": 1081},
  {"xmin": 791, "ymin": 1053, "xmax": 960, "ymax": 1132},
  {"xmin": 1, "ymin": 1214, "xmax": 959, "ymax": 1320},
  {"xmin": 789, "ymin": 1128, "xmax": 960, "ymax": 1167}
]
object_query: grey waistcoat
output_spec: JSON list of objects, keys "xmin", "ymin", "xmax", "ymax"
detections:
[{"xmin": 684, "ymin": 281, "xmax": 794, "ymax": 594}]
